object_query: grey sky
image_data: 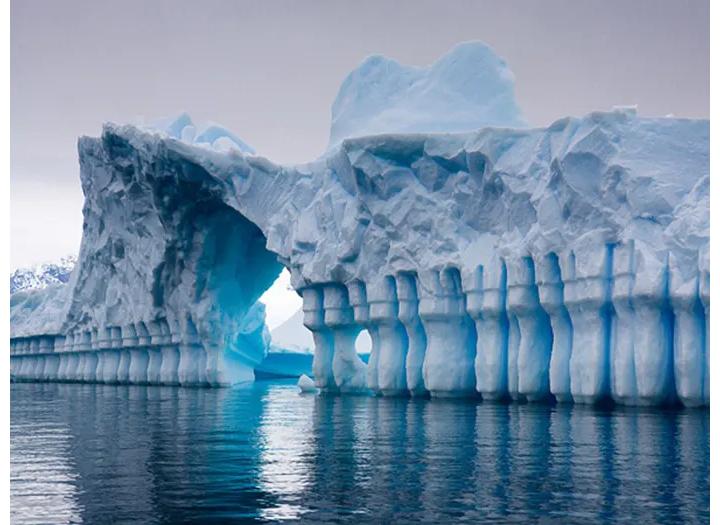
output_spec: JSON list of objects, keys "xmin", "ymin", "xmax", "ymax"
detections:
[{"xmin": 11, "ymin": 0, "xmax": 709, "ymax": 268}]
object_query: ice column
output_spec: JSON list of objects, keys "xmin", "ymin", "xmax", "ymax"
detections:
[
  {"xmin": 40, "ymin": 336, "xmax": 59, "ymax": 381},
  {"xmin": 94, "ymin": 327, "xmax": 108, "ymax": 381},
  {"xmin": 612, "ymin": 241, "xmax": 674, "ymax": 406},
  {"xmin": 129, "ymin": 322, "xmax": 151, "ymax": 384},
  {"xmin": 20, "ymin": 339, "xmax": 31, "ymax": 380},
  {"xmin": 79, "ymin": 331, "xmax": 96, "ymax": 382},
  {"xmin": 118, "ymin": 324, "xmax": 137, "ymax": 383},
  {"xmin": 505, "ymin": 257, "xmax": 552, "ymax": 402},
  {"xmin": 537, "ymin": 253, "xmax": 573, "ymax": 402},
  {"xmin": 24, "ymin": 339, "xmax": 35, "ymax": 380},
  {"xmin": 467, "ymin": 258, "xmax": 509, "ymax": 401},
  {"xmin": 397, "ymin": 272, "xmax": 427, "ymax": 396},
  {"xmin": 28, "ymin": 338, "xmax": 42, "ymax": 380},
  {"xmin": 20, "ymin": 339, "xmax": 33, "ymax": 380},
  {"xmin": 26, "ymin": 339, "xmax": 36, "ymax": 380},
  {"xmin": 9, "ymin": 341, "xmax": 17, "ymax": 377},
  {"xmin": 13, "ymin": 340, "xmax": 21, "ymax": 379},
  {"xmin": 146, "ymin": 321, "xmax": 165, "ymax": 384},
  {"xmin": 177, "ymin": 317, "xmax": 206, "ymax": 386},
  {"xmin": 15, "ymin": 340, "xmax": 26, "ymax": 380},
  {"xmin": 670, "ymin": 252, "xmax": 706, "ymax": 407},
  {"xmin": 160, "ymin": 318, "xmax": 181, "ymax": 385},
  {"xmin": 419, "ymin": 268, "xmax": 476, "ymax": 397},
  {"xmin": 54, "ymin": 336, "xmax": 67, "ymax": 381},
  {"xmin": 204, "ymin": 341, "xmax": 221, "ymax": 387},
  {"xmin": 28, "ymin": 339, "xmax": 41, "ymax": 380},
  {"xmin": 303, "ymin": 287, "xmax": 336, "ymax": 392},
  {"xmin": 367, "ymin": 276, "xmax": 408, "ymax": 396},
  {"xmin": 699, "ymin": 248, "xmax": 710, "ymax": 405},
  {"xmin": 14, "ymin": 340, "xmax": 25, "ymax": 380},
  {"xmin": 99, "ymin": 327, "xmax": 122, "ymax": 383},
  {"xmin": 60, "ymin": 334, "xmax": 73, "ymax": 381},
  {"xmin": 560, "ymin": 246, "xmax": 612, "ymax": 404},
  {"xmin": 348, "ymin": 281, "xmax": 379, "ymax": 392},
  {"xmin": 324, "ymin": 284, "xmax": 367, "ymax": 393},
  {"xmin": 59, "ymin": 333, "xmax": 75, "ymax": 381},
  {"xmin": 16, "ymin": 340, "xmax": 25, "ymax": 380}
]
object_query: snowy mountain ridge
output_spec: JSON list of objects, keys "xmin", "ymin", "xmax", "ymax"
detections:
[{"xmin": 10, "ymin": 256, "xmax": 77, "ymax": 295}]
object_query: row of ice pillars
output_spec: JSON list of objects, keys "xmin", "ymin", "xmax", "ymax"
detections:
[
  {"xmin": 301, "ymin": 242, "xmax": 709, "ymax": 407},
  {"xmin": 10, "ymin": 316, "xmax": 226, "ymax": 386}
]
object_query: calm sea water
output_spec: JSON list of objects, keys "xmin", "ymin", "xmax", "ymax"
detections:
[{"xmin": 11, "ymin": 381, "xmax": 709, "ymax": 524}]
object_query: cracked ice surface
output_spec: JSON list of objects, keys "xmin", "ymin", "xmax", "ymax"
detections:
[{"xmin": 10, "ymin": 43, "xmax": 709, "ymax": 406}]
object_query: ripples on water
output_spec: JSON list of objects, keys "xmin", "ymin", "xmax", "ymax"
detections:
[{"xmin": 11, "ymin": 381, "xmax": 709, "ymax": 524}]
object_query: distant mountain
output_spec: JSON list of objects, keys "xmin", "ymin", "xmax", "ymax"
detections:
[
  {"xmin": 270, "ymin": 307, "xmax": 371, "ymax": 354},
  {"xmin": 10, "ymin": 256, "xmax": 76, "ymax": 294}
]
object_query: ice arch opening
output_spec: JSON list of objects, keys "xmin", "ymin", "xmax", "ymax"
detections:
[
  {"xmin": 260, "ymin": 269, "xmax": 303, "ymax": 331},
  {"xmin": 57, "ymin": 131, "xmax": 290, "ymax": 386},
  {"xmin": 190, "ymin": 203, "xmax": 285, "ymax": 382},
  {"xmin": 355, "ymin": 329, "xmax": 372, "ymax": 358}
]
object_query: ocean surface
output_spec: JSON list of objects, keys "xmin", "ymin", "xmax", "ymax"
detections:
[{"xmin": 11, "ymin": 380, "xmax": 709, "ymax": 524}]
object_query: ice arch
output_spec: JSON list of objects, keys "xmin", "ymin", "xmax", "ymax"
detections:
[
  {"xmin": 10, "ymin": 112, "xmax": 710, "ymax": 407},
  {"xmin": 29, "ymin": 130, "xmax": 285, "ymax": 386}
]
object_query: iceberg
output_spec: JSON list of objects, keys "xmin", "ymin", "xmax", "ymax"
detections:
[{"xmin": 10, "ymin": 42, "xmax": 709, "ymax": 407}]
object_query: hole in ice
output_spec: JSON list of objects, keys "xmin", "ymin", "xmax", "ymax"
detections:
[
  {"xmin": 355, "ymin": 329, "xmax": 371, "ymax": 363},
  {"xmin": 261, "ymin": 269, "xmax": 315, "ymax": 354},
  {"xmin": 260, "ymin": 268, "xmax": 303, "ymax": 330}
]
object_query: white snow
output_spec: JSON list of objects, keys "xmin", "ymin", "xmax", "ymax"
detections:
[{"xmin": 10, "ymin": 256, "xmax": 76, "ymax": 294}]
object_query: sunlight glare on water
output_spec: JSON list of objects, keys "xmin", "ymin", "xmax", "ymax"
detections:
[{"xmin": 10, "ymin": 381, "xmax": 709, "ymax": 524}]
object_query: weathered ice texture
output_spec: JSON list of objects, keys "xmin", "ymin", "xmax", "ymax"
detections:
[{"xmin": 10, "ymin": 43, "xmax": 709, "ymax": 405}]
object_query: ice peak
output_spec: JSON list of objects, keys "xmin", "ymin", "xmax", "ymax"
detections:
[
  {"xmin": 329, "ymin": 40, "xmax": 526, "ymax": 148},
  {"xmin": 141, "ymin": 112, "xmax": 255, "ymax": 154}
]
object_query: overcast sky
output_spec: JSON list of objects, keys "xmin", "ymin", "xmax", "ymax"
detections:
[{"xmin": 11, "ymin": 0, "xmax": 709, "ymax": 270}]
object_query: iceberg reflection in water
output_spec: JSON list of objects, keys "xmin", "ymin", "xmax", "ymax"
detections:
[{"xmin": 11, "ymin": 381, "xmax": 708, "ymax": 524}]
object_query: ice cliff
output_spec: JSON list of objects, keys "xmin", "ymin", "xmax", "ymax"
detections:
[{"xmin": 10, "ymin": 42, "xmax": 709, "ymax": 407}]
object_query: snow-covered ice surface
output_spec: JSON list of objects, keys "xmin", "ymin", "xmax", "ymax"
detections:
[{"xmin": 10, "ymin": 42, "xmax": 709, "ymax": 406}]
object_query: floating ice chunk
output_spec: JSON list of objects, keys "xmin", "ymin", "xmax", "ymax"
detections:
[{"xmin": 297, "ymin": 374, "xmax": 317, "ymax": 393}]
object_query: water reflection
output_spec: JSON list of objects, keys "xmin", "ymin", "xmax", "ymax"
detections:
[{"xmin": 11, "ymin": 382, "xmax": 709, "ymax": 524}]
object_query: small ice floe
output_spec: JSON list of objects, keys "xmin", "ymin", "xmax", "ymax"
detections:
[{"xmin": 297, "ymin": 374, "xmax": 317, "ymax": 394}]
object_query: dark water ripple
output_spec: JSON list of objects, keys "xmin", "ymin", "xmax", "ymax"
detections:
[{"xmin": 11, "ymin": 381, "xmax": 709, "ymax": 524}]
